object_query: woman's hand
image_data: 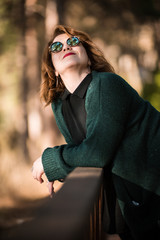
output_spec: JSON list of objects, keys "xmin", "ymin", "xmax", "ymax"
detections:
[
  {"xmin": 32, "ymin": 156, "xmax": 44, "ymax": 183},
  {"xmin": 32, "ymin": 157, "xmax": 55, "ymax": 197},
  {"xmin": 47, "ymin": 181, "xmax": 55, "ymax": 198}
]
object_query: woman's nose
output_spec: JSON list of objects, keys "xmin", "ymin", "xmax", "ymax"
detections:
[{"xmin": 63, "ymin": 42, "xmax": 72, "ymax": 51}]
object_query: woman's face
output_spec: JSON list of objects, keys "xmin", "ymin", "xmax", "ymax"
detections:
[{"xmin": 50, "ymin": 33, "xmax": 90, "ymax": 76}]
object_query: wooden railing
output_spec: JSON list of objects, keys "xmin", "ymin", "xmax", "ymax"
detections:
[{"xmin": 3, "ymin": 167, "xmax": 104, "ymax": 240}]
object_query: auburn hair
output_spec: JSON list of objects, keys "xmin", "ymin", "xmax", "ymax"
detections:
[{"xmin": 40, "ymin": 25, "xmax": 115, "ymax": 105}]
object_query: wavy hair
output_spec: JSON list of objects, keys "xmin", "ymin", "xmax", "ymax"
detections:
[{"xmin": 40, "ymin": 25, "xmax": 115, "ymax": 105}]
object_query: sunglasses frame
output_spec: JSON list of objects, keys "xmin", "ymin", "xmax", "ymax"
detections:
[{"xmin": 49, "ymin": 36, "xmax": 80, "ymax": 53}]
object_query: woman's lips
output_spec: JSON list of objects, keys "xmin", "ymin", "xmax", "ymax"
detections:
[{"xmin": 63, "ymin": 53, "xmax": 75, "ymax": 59}]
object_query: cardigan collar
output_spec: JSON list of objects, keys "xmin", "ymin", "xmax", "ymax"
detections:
[{"xmin": 60, "ymin": 73, "xmax": 92, "ymax": 100}]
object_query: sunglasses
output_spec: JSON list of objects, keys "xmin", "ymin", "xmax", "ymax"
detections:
[{"xmin": 49, "ymin": 36, "xmax": 80, "ymax": 53}]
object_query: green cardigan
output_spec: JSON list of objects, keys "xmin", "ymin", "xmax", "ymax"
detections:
[{"xmin": 42, "ymin": 71, "xmax": 160, "ymax": 197}]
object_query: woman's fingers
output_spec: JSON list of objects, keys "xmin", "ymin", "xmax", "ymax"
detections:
[
  {"xmin": 47, "ymin": 181, "xmax": 55, "ymax": 197},
  {"xmin": 37, "ymin": 171, "xmax": 44, "ymax": 183},
  {"xmin": 32, "ymin": 167, "xmax": 43, "ymax": 183},
  {"xmin": 32, "ymin": 158, "xmax": 55, "ymax": 198},
  {"xmin": 31, "ymin": 157, "xmax": 44, "ymax": 183}
]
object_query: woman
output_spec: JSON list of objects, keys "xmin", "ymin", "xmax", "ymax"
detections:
[{"xmin": 32, "ymin": 25, "xmax": 160, "ymax": 240}]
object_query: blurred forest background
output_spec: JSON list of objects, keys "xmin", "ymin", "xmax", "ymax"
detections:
[{"xmin": 0, "ymin": 0, "xmax": 160, "ymax": 231}]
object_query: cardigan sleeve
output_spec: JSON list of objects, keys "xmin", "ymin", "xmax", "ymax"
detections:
[{"xmin": 42, "ymin": 73, "xmax": 136, "ymax": 181}]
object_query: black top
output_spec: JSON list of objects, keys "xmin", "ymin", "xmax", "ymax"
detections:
[{"xmin": 61, "ymin": 73, "xmax": 92, "ymax": 145}]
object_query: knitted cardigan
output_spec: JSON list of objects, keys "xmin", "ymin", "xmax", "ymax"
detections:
[{"xmin": 42, "ymin": 71, "xmax": 160, "ymax": 197}]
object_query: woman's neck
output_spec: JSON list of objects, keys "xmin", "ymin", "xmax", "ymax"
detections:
[{"xmin": 60, "ymin": 68, "xmax": 91, "ymax": 93}]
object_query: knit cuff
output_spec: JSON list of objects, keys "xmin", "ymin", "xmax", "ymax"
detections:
[{"xmin": 42, "ymin": 146, "xmax": 74, "ymax": 182}]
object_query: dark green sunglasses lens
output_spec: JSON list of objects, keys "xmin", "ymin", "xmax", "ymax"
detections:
[
  {"xmin": 67, "ymin": 37, "xmax": 79, "ymax": 46},
  {"xmin": 50, "ymin": 42, "xmax": 63, "ymax": 52}
]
